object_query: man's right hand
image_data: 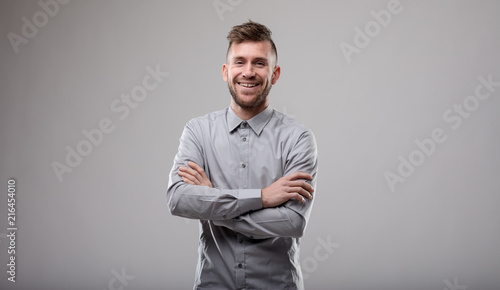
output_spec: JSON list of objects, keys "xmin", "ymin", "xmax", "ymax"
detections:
[{"xmin": 261, "ymin": 172, "xmax": 314, "ymax": 208}]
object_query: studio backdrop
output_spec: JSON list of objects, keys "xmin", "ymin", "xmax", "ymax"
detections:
[{"xmin": 1, "ymin": 0, "xmax": 499, "ymax": 289}]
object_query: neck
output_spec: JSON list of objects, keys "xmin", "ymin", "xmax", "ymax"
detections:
[{"xmin": 230, "ymin": 100, "xmax": 268, "ymax": 121}]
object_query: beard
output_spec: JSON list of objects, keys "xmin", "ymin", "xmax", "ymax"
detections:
[{"xmin": 228, "ymin": 81, "xmax": 272, "ymax": 109}]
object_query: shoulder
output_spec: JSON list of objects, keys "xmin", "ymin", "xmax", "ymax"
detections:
[
  {"xmin": 270, "ymin": 109, "xmax": 318, "ymax": 166},
  {"xmin": 186, "ymin": 108, "xmax": 227, "ymax": 130},
  {"xmin": 271, "ymin": 109, "xmax": 316, "ymax": 141}
]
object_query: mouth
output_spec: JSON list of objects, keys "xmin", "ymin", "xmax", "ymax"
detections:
[{"xmin": 237, "ymin": 82, "xmax": 260, "ymax": 89}]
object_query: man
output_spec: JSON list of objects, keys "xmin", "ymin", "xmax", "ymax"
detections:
[{"xmin": 166, "ymin": 21, "xmax": 318, "ymax": 290}]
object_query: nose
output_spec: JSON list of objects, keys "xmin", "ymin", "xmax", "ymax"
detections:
[{"xmin": 242, "ymin": 63, "xmax": 255, "ymax": 78}]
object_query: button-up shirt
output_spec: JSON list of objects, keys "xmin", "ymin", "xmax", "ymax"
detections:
[{"xmin": 166, "ymin": 106, "xmax": 318, "ymax": 290}]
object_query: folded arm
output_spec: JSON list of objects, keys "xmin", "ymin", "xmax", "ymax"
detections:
[
  {"xmin": 166, "ymin": 121, "xmax": 263, "ymax": 220},
  {"xmin": 214, "ymin": 130, "xmax": 318, "ymax": 238},
  {"xmin": 177, "ymin": 130, "xmax": 318, "ymax": 239}
]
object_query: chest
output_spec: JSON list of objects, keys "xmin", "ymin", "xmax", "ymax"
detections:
[{"xmin": 202, "ymin": 127, "xmax": 291, "ymax": 189}]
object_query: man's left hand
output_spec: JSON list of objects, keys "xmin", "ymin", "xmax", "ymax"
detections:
[{"xmin": 178, "ymin": 161, "xmax": 213, "ymax": 188}]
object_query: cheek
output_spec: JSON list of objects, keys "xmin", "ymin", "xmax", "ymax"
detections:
[
  {"xmin": 228, "ymin": 70, "xmax": 238, "ymax": 81},
  {"xmin": 264, "ymin": 70, "xmax": 273, "ymax": 81},
  {"xmin": 265, "ymin": 74, "xmax": 273, "ymax": 84}
]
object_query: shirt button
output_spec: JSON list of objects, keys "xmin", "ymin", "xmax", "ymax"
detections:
[
  {"xmin": 239, "ymin": 239, "xmax": 243, "ymax": 244},
  {"xmin": 242, "ymin": 122, "xmax": 247, "ymax": 128},
  {"xmin": 222, "ymin": 215, "xmax": 227, "ymax": 219},
  {"xmin": 242, "ymin": 137, "xmax": 247, "ymax": 142},
  {"xmin": 241, "ymin": 163, "xmax": 246, "ymax": 168},
  {"xmin": 238, "ymin": 263, "xmax": 243, "ymax": 268}
]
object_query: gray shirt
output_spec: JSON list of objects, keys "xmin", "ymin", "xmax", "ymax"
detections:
[{"xmin": 166, "ymin": 106, "xmax": 318, "ymax": 290}]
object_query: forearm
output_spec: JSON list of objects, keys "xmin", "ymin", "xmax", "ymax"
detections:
[
  {"xmin": 212, "ymin": 199, "xmax": 313, "ymax": 239},
  {"xmin": 167, "ymin": 180, "xmax": 262, "ymax": 220}
]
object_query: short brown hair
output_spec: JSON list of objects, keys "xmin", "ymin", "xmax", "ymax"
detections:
[{"xmin": 226, "ymin": 20, "xmax": 278, "ymax": 65}]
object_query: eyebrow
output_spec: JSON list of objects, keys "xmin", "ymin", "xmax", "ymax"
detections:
[{"xmin": 231, "ymin": 56, "xmax": 269, "ymax": 63}]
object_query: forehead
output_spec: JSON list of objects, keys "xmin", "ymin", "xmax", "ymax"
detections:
[{"xmin": 227, "ymin": 41, "xmax": 273, "ymax": 60}]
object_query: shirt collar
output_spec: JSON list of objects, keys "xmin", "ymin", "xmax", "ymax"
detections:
[{"xmin": 227, "ymin": 106, "xmax": 274, "ymax": 136}]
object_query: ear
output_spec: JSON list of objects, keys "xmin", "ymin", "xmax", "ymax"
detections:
[
  {"xmin": 222, "ymin": 63, "xmax": 229, "ymax": 82},
  {"xmin": 271, "ymin": 65, "xmax": 281, "ymax": 85}
]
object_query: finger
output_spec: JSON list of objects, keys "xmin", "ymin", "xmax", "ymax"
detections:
[
  {"xmin": 188, "ymin": 161, "xmax": 208, "ymax": 180},
  {"xmin": 179, "ymin": 166, "xmax": 195, "ymax": 174},
  {"xmin": 302, "ymin": 182, "xmax": 314, "ymax": 194},
  {"xmin": 188, "ymin": 161, "xmax": 204, "ymax": 173},
  {"xmin": 182, "ymin": 165, "xmax": 203, "ymax": 183},
  {"xmin": 287, "ymin": 185, "xmax": 313, "ymax": 200},
  {"xmin": 297, "ymin": 187, "xmax": 313, "ymax": 200},
  {"xmin": 286, "ymin": 172, "xmax": 313, "ymax": 181},
  {"xmin": 178, "ymin": 170, "xmax": 201, "ymax": 185},
  {"xmin": 179, "ymin": 166, "xmax": 196, "ymax": 177},
  {"xmin": 286, "ymin": 180, "xmax": 314, "ymax": 194},
  {"xmin": 181, "ymin": 177, "xmax": 195, "ymax": 185},
  {"xmin": 177, "ymin": 168, "xmax": 202, "ymax": 185},
  {"xmin": 291, "ymin": 192, "xmax": 306, "ymax": 203}
]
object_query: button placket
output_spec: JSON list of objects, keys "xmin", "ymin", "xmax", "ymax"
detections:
[
  {"xmin": 235, "ymin": 123, "xmax": 249, "ymax": 288},
  {"xmin": 238, "ymin": 122, "xmax": 250, "ymax": 189},
  {"xmin": 235, "ymin": 234, "xmax": 245, "ymax": 288}
]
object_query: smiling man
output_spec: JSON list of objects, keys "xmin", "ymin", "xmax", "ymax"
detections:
[{"xmin": 166, "ymin": 21, "xmax": 318, "ymax": 290}]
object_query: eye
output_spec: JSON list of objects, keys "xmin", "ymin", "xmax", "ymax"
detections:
[{"xmin": 255, "ymin": 60, "xmax": 267, "ymax": 68}]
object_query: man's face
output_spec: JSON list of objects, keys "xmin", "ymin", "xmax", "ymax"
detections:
[{"xmin": 223, "ymin": 41, "xmax": 280, "ymax": 109}]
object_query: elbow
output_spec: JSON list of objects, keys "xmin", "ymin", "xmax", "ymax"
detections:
[
  {"xmin": 166, "ymin": 188, "xmax": 180, "ymax": 216},
  {"xmin": 167, "ymin": 200, "xmax": 177, "ymax": 216},
  {"xmin": 290, "ymin": 216, "xmax": 307, "ymax": 238},
  {"xmin": 167, "ymin": 198, "xmax": 186, "ymax": 218}
]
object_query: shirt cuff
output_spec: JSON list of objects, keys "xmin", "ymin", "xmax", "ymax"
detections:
[{"xmin": 237, "ymin": 189, "xmax": 262, "ymax": 214}]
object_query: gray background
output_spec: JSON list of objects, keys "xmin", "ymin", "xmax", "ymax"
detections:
[{"xmin": 1, "ymin": 0, "xmax": 499, "ymax": 289}]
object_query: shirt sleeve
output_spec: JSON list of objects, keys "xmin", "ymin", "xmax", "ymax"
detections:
[
  {"xmin": 166, "ymin": 120, "xmax": 263, "ymax": 220},
  {"xmin": 212, "ymin": 129, "xmax": 318, "ymax": 239}
]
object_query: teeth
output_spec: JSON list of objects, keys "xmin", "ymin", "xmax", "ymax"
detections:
[{"xmin": 240, "ymin": 83, "xmax": 257, "ymax": 87}]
